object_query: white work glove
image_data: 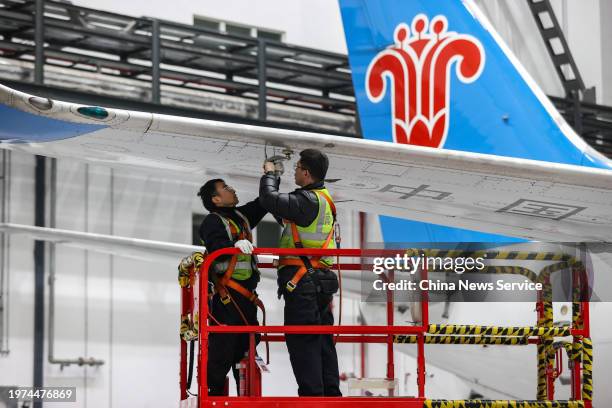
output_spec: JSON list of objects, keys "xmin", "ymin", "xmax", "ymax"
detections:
[{"xmin": 234, "ymin": 239, "xmax": 254, "ymax": 254}]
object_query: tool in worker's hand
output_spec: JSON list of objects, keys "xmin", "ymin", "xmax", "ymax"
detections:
[
  {"xmin": 263, "ymin": 142, "xmax": 287, "ymax": 176},
  {"xmin": 263, "ymin": 155, "xmax": 286, "ymax": 176},
  {"xmin": 267, "ymin": 156, "xmax": 285, "ymax": 176},
  {"xmin": 263, "ymin": 143, "xmax": 291, "ymax": 176}
]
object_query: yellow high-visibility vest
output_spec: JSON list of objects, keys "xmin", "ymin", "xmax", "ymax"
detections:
[
  {"xmin": 211, "ymin": 210, "xmax": 254, "ymax": 280},
  {"xmin": 279, "ymin": 188, "xmax": 336, "ymax": 268}
]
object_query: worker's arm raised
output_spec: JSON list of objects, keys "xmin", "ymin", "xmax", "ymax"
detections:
[
  {"xmin": 236, "ymin": 197, "xmax": 268, "ymax": 228},
  {"xmin": 258, "ymin": 174, "xmax": 317, "ymax": 227}
]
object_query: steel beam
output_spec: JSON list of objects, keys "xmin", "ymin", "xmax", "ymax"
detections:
[
  {"xmin": 151, "ymin": 19, "xmax": 161, "ymax": 104},
  {"xmin": 33, "ymin": 155, "xmax": 45, "ymax": 408},
  {"xmin": 34, "ymin": 0, "xmax": 44, "ymax": 84},
  {"xmin": 257, "ymin": 39, "xmax": 267, "ymax": 121}
]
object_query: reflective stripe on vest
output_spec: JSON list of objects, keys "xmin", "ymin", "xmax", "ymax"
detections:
[
  {"xmin": 279, "ymin": 188, "xmax": 336, "ymax": 267},
  {"xmin": 212, "ymin": 210, "xmax": 254, "ymax": 280}
]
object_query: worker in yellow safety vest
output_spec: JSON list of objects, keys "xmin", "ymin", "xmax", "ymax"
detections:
[
  {"xmin": 197, "ymin": 179, "xmax": 268, "ymax": 396},
  {"xmin": 259, "ymin": 149, "xmax": 341, "ymax": 397}
]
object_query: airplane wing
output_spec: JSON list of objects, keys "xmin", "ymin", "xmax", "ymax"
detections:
[{"xmin": 1, "ymin": 83, "xmax": 612, "ymax": 241}]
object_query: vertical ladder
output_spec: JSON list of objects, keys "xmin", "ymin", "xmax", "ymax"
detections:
[{"xmin": 526, "ymin": 0, "xmax": 586, "ymax": 99}]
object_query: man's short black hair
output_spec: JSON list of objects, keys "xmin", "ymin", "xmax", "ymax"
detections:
[
  {"xmin": 197, "ymin": 178, "xmax": 224, "ymax": 211},
  {"xmin": 299, "ymin": 149, "xmax": 329, "ymax": 181}
]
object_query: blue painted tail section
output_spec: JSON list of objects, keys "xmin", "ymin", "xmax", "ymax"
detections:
[{"xmin": 338, "ymin": 0, "xmax": 611, "ymax": 242}]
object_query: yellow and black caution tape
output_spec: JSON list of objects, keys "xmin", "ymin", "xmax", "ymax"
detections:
[
  {"xmin": 571, "ymin": 341, "xmax": 583, "ymax": 362},
  {"xmin": 538, "ymin": 286, "xmax": 552, "ymax": 397},
  {"xmin": 180, "ymin": 315, "xmax": 198, "ymax": 342},
  {"xmin": 192, "ymin": 251, "xmax": 205, "ymax": 268},
  {"xmin": 178, "ymin": 251, "xmax": 204, "ymax": 341},
  {"xmin": 538, "ymin": 261, "xmax": 570, "ymax": 282},
  {"xmin": 555, "ymin": 341, "xmax": 582, "ymax": 362},
  {"xmin": 572, "ymin": 301, "xmax": 582, "ymax": 330},
  {"xmin": 571, "ymin": 263, "xmax": 588, "ymax": 312},
  {"xmin": 178, "ymin": 251, "xmax": 205, "ymax": 287},
  {"xmin": 424, "ymin": 400, "xmax": 584, "ymax": 408},
  {"xmin": 178, "ymin": 256, "xmax": 193, "ymax": 288},
  {"xmin": 540, "ymin": 316, "xmax": 554, "ymax": 400},
  {"xmin": 480, "ymin": 266, "xmax": 538, "ymax": 282},
  {"xmin": 405, "ymin": 249, "xmax": 574, "ymax": 262},
  {"xmin": 571, "ymin": 267, "xmax": 583, "ymax": 328},
  {"xmin": 582, "ymin": 337, "xmax": 593, "ymax": 401},
  {"xmin": 427, "ymin": 324, "xmax": 571, "ymax": 337},
  {"xmin": 394, "ymin": 335, "xmax": 529, "ymax": 345},
  {"xmin": 536, "ymin": 342, "xmax": 548, "ymax": 400},
  {"xmin": 536, "ymin": 287, "xmax": 554, "ymax": 400},
  {"xmin": 571, "ymin": 264, "xmax": 583, "ymax": 328},
  {"xmin": 544, "ymin": 336, "xmax": 555, "ymax": 398},
  {"xmin": 540, "ymin": 302, "xmax": 553, "ymax": 327}
]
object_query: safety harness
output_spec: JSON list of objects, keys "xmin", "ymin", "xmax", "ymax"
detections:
[
  {"xmin": 278, "ymin": 190, "xmax": 337, "ymax": 292},
  {"xmin": 211, "ymin": 211, "xmax": 269, "ymax": 364},
  {"xmin": 211, "ymin": 211, "xmax": 266, "ymax": 327},
  {"xmin": 177, "ymin": 209, "xmax": 271, "ymax": 396}
]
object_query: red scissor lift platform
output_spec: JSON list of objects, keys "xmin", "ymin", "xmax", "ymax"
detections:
[{"xmin": 179, "ymin": 247, "xmax": 592, "ymax": 408}]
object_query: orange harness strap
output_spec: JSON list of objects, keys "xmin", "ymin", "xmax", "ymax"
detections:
[
  {"xmin": 316, "ymin": 190, "xmax": 337, "ymax": 218},
  {"xmin": 280, "ymin": 190, "xmax": 337, "ymax": 292},
  {"xmin": 278, "ymin": 258, "xmax": 327, "ymax": 289},
  {"xmin": 212, "ymin": 223, "xmax": 264, "ymax": 322},
  {"xmin": 216, "ymin": 256, "xmax": 238, "ymax": 304},
  {"xmin": 212, "ymin": 244, "xmax": 269, "ymax": 364},
  {"xmin": 213, "ymin": 222, "xmax": 252, "ymax": 306},
  {"xmin": 215, "ymin": 250, "xmax": 264, "ymax": 315},
  {"xmin": 208, "ymin": 213, "xmax": 269, "ymax": 363},
  {"xmin": 281, "ymin": 219, "xmax": 335, "ymax": 292}
]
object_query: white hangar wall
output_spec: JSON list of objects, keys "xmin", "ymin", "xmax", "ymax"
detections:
[
  {"xmin": 0, "ymin": 153, "xmax": 198, "ymax": 407},
  {"xmin": 0, "ymin": 150, "xmax": 371, "ymax": 406}
]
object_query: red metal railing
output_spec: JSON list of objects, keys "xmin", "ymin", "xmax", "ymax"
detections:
[
  {"xmin": 194, "ymin": 247, "xmax": 428, "ymax": 407},
  {"xmin": 178, "ymin": 247, "xmax": 591, "ymax": 408}
]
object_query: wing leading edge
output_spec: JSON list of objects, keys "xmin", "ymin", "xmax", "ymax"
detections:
[{"xmin": 1, "ymin": 83, "xmax": 611, "ymax": 241}]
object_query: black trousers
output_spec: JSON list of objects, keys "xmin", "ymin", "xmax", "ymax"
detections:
[
  {"xmin": 279, "ymin": 266, "xmax": 342, "ymax": 397},
  {"xmin": 207, "ymin": 282, "xmax": 259, "ymax": 396}
]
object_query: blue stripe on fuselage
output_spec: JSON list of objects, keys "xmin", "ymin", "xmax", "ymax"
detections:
[
  {"xmin": 0, "ymin": 104, "xmax": 105, "ymax": 143},
  {"xmin": 379, "ymin": 217, "xmax": 524, "ymax": 243}
]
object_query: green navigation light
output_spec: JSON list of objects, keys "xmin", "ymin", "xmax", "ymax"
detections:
[{"xmin": 77, "ymin": 106, "xmax": 109, "ymax": 120}]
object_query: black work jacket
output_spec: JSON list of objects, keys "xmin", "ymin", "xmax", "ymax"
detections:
[
  {"xmin": 198, "ymin": 198, "xmax": 267, "ymax": 284},
  {"xmin": 259, "ymin": 174, "xmax": 324, "ymax": 227}
]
